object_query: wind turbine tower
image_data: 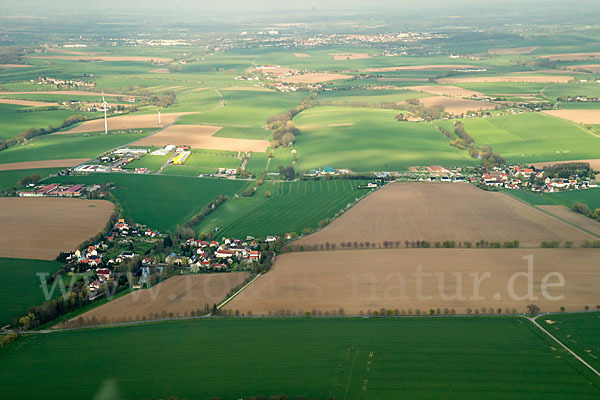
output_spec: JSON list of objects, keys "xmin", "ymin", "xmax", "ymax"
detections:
[
  {"xmin": 101, "ymin": 93, "xmax": 108, "ymax": 134},
  {"xmin": 158, "ymin": 110, "xmax": 161, "ymax": 124}
]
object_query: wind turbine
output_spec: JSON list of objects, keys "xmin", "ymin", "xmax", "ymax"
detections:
[
  {"xmin": 101, "ymin": 93, "xmax": 108, "ymax": 134},
  {"xmin": 158, "ymin": 110, "xmax": 161, "ymax": 124}
]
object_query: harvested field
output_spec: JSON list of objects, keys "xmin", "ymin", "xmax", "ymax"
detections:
[
  {"xmin": 293, "ymin": 53, "xmax": 310, "ymax": 58},
  {"xmin": 0, "ymin": 197, "xmax": 114, "ymax": 260},
  {"xmin": 418, "ymin": 96, "xmax": 497, "ymax": 114},
  {"xmin": 228, "ymin": 249, "xmax": 600, "ymax": 314},
  {"xmin": 0, "ymin": 99, "xmax": 58, "ymax": 107},
  {"xmin": 0, "ymin": 159, "xmax": 87, "ymax": 171},
  {"xmin": 543, "ymin": 109, "xmax": 600, "ymax": 124},
  {"xmin": 328, "ymin": 123, "xmax": 354, "ymax": 127},
  {"xmin": 537, "ymin": 205, "xmax": 600, "ymax": 236},
  {"xmin": 366, "ymin": 65, "xmax": 476, "ymax": 72},
  {"xmin": 133, "ymin": 124, "xmax": 270, "ymax": 152},
  {"xmin": 293, "ymin": 182, "xmax": 595, "ymax": 248},
  {"xmin": 438, "ymin": 75, "xmax": 574, "ymax": 84},
  {"xmin": 488, "ymin": 46, "xmax": 538, "ymax": 55},
  {"xmin": 403, "ymin": 85, "xmax": 483, "ymax": 98},
  {"xmin": 70, "ymin": 273, "xmax": 249, "ymax": 324},
  {"xmin": 541, "ymin": 53, "xmax": 600, "ymax": 61},
  {"xmin": 330, "ymin": 53, "xmax": 371, "ymax": 60},
  {"xmin": 149, "ymin": 68, "xmax": 169, "ymax": 73},
  {"xmin": 377, "ymin": 77, "xmax": 429, "ymax": 82},
  {"xmin": 27, "ymin": 55, "xmax": 172, "ymax": 63},
  {"xmin": 280, "ymin": 73, "xmax": 353, "ymax": 84},
  {"xmin": 60, "ymin": 112, "xmax": 193, "ymax": 134},
  {"xmin": 0, "ymin": 64, "xmax": 32, "ymax": 68}
]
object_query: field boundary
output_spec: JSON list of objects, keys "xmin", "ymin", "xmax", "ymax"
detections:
[{"xmin": 217, "ymin": 273, "xmax": 262, "ymax": 310}]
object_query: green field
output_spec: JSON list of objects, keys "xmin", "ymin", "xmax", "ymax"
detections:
[
  {"xmin": 197, "ymin": 179, "xmax": 370, "ymax": 238},
  {"xmin": 539, "ymin": 312, "xmax": 600, "ymax": 371},
  {"xmin": 0, "ymin": 131, "xmax": 151, "ymax": 164},
  {"xmin": 0, "ymin": 167, "xmax": 60, "ymax": 191},
  {"xmin": 293, "ymin": 106, "xmax": 475, "ymax": 171},
  {"xmin": 162, "ymin": 150, "xmax": 242, "ymax": 176},
  {"xmin": 505, "ymin": 187, "xmax": 600, "ymax": 210},
  {"xmin": 1, "ymin": 317, "xmax": 598, "ymax": 399},
  {"xmin": 438, "ymin": 112, "xmax": 600, "ymax": 164},
  {"xmin": 123, "ymin": 154, "xmax": 169, "ymax": 172},
  {"xmin": 47, "ymin": 173, "xmax": 246, "ymax": 232},
  {"xmin": 0, "ymin": 104, "xmax": 89, "ymax": 140},
  {"xmin": 0, "ymin": 258, "xmax": 62, "ymax": 325},
  {"xmin": 316, "ymin": 88, "xmax": 429, "ymax": 106}
]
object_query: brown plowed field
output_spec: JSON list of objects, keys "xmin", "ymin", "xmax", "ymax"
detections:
[
  {"xmin": 538, "ymin": 205, "xmax": 600, "ymax": 236},
  {"xmin": 133, "ymin": 124, "xmax": 270, "ymax": 152},
  {"xmin": 543, "ymin": 110, "xmax": 600, "ymax": 124},
  {"xmin": 293, "ymin": 53, "xmax": 311, "ymax": 58},
  {"xmin": 418, "ymin": 96, "xmax": 497, "ymax": 114},
  {"xmin": 293, "ymin": 182, "xmax": 595, "ymax": 248},
  {"xmin": 0, "ymin": 99, "xmax": 58, "ymax": 107},
  {"xmin": 403, "ymin": 85, "xmax": 483, "ymax": 98},
  {"xmin": 227, "ymin": 249, "xmax": 600, "ymax": 315},
  {"xmin": 71, "ymin": 273, "xmax": 249, "ymax": 323},
  {"xmin": 59, "ymin": 112, "xmax": 194, "ymax": 134},
  {"xmin": 0, "ymin": 159, "xmax": 88, "ymax": 171},
  {"xmin": 0, "ymin": 91, "xmax": 124, "ymax": 97},
  {"xmin": 438, "ymin": 75, "xmax": 573, "ymax": 84},
  {"xmin": 0, "ymin": 198, "xmax": 114, "ymax": 260},
  {"xmin": 330, "ymin": 53, "xmax": 371, "ymax": 60},
  {"xmin": 366, "ymin": 65, "xmax": 476, "ymax": 72},
  {"xmin": 0, "ymin": 64, "xmax": 33, "ymax": 68},
  {"xmin": 541, "ymin": 53, "xmax": 600, "ymax": 61},
  {"xmin": 488, "ymin": 46, "xmax": 538, "ymax": 55},
  {"xmin": 280, "ymin": 73, "xmax": 352, "ymax": 84},
  {"xmin": 28, "ymin": 55, "xmax": 172, "ymax": 63}
]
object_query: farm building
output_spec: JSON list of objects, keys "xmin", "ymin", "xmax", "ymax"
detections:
[{"xmin": 170, "ymin": 151, "xmax": 191, "ymax": 165}]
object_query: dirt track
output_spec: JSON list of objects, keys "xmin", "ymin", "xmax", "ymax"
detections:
[
  {"xmin": 0, "ymin": 197, "xmax": 114, "ymax": 260},
  {"xmin": 227, "ymin": 249, "xmax": 600, "ymax": 315},
  {"xmin": 72, "ymin": 273, "xmax": 249, "ymax": 323},
  {"xmin": 0, "ymin": 159, "xmax": 88, "ymax": 171},
  {"xmin": 293, "ymin": 182, "xmax": 595, "ymax": 248},
  {"xmin": 59, "ymin": 112, "xmax": 195, "ymax": 134},
  {"xmin": 133, "ymin": 124, "xmax": 270, "ymax": 152}
]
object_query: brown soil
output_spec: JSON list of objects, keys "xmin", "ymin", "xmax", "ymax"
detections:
[
  {"xmin": 541, "ymin": 53, "xmax": 600, "ymax": 61},
  {"xmin": 418, "ymin": 96, "xmax": 497, "ymax": 115},
  {"xmin": 279, "ymin": 73, "xmax": 353, "ymax": 84},
  {"xmin": 59, "ymin": 112, "xmax": 194, "ymax": 134},
  {"xmin": 366, "ymin": 65, "xmax": 477, "ymax": 72},
  {"xmin": 133, "ymin": 125, "xmax": 270, "ymax": 152},
  {"xmin": 403, "ymin": 85, "xmax": 484, "ymax": 98},
  {"xmin": 28, "ymin": 55, "xmax": 172, "ymax": 63},
  {"xmin": 0, "ymin": 159, "xmax": 88, "ymax": 171},
  {"xmin": 149, "ymin": 68, "xmax": 169, "ymax": 73},
  {"xmin": 73, "ymin": 273, "xmax": 250, "ymax": 323},
  {"xmin": 0, "ymin": 64, "xmax": 33, "ymax": 68},
  {"xmin": 537, "ymin": 205, "xmax": 600, "ymax": 236},
  {"xmin": 293, "ymin": 53, "xmax": 311, "ymax": 58},
  {"xmin": 0, "ymin": 198, "xmax": 114, "ymax": 260},
  {"xmin": 228, "ymin": 249, "xmax": 600, "ymax": 314},
  {"xmin": 565, "ymin": 65, "xmax": 600, "ymax": 73},
  {"xmin": 330, "ymin": 53, "xmax": 371, "ymax": 60},
  {"xmin": 438, "ymin": 75, "xmax": 573, "ymax": 84},
  {"xmin": 0, "ymin": 91, "xmax": 124, "ymax": 97},
  {"xmin": 0, "ymin": 99, "xmax": 58, "ymax": 107},
  {"xmin": 543, "ymin": 110, "xmax": 600, "ymax": 124},
  {"xmin": 488, "ymin": 46, "xmax": 539, "ymax": 55},
  {"xmin": 293, "ymin": 182, "xmax": 595, "ymax": 248}
]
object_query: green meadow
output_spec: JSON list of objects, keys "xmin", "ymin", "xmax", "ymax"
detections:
[
  {"xmin": 0, "ymin": 258, "xmax": 62, "ymax": 325},
  {"xmin": 48, "ymin": 173, "xmax": 246, "ymax": 232},
  {"xmin": 0, "ymin": 167, "xmax": 60, "ymax": 191},
  {"xmin": 0, "ymin": 104, "xmax": 88, "ymax": 140},
  {"xmin": 293, "ymin": 106, "xmax": 475, "ymax": 171},
  {"xmin": 505, "ymin": 187, "xmax": 600, "ymax": 210},
  {"xmin": 0, "ymin": 131, "xmax": 150, "ymax": 164},
  {"xmin": 197, "ymin": 179, "xmax": 369, "ymax": 238},
  {"xmin": 1, "ymin": 317, "xmax": 598, "ymax": 399},
  {"xmin": 439, "ymin": 112, "xmax": 600, "ymax": 164}
]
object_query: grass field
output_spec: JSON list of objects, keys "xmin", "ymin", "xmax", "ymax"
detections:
[
  {"xmin": 1, "ymin": 318, "xmax": 598, "ymax": 399},
  {"xmin": 539, "ymin": 312, "xmax": 600, "ymax": 371},
  {"xmin": 437, "ymin": 112, "xmax": 600, "ymax": 164},
  {"xmin": 505, "ymin": 187, "xmax": 600, "ymax": 211},
  {"xmin": 0, "ymin": 104, "xmax": 89, "ymax": 140},
  {"xmin": 0, "ymin": 258, "xmax": 62, "ymax": 325},
  {"xmin": 293, "ymin": 106, "xmax": 475, "ymax": 171},
  {"xmin": 123, "ymin": 154, "xmax": 170, "ymax": 172},
  {"xmin": 196, "ymin": 179, "xmax": 369, "ymax": 239},
  {"xmin": 0, "ymin": 131, "xmax": 151, "ymax": 164},
  {"xmin": 48, "ymin": 174, "xmax": 246, "ymax": 232},
  {"xmin": 0, "ymin": 167, "xmax": 60, "ymax": 191}
]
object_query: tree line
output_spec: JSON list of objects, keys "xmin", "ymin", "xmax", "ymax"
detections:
[{"xmin": 266, "ymin": 96, "xmax": 314, "ymax": 148}]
